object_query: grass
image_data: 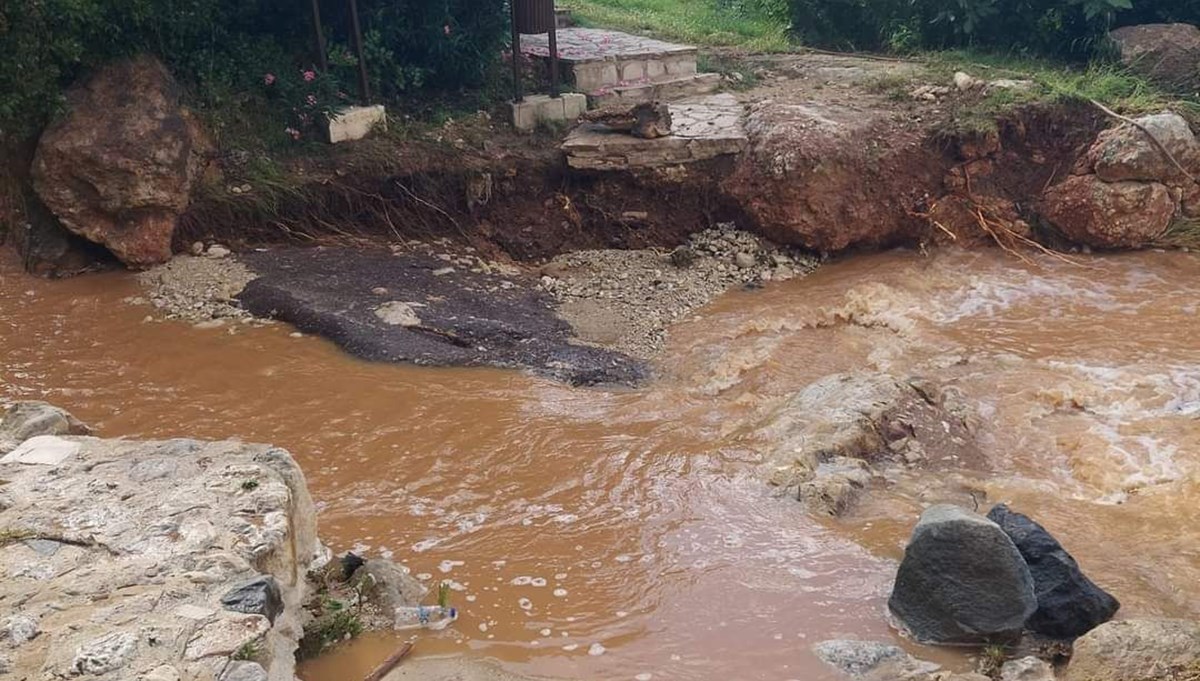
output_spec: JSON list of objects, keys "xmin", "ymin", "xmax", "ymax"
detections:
[
  {"xmin": 565, "ymin": 0, "xmax": 792, "ymax": 52},
  {"xmin": 923, "ymin": 50, "xmax": 1181, "ymax": 113},
  {"xmin": 1157, "ymin": 217, "xmax": 1200, "ymax": 250}
]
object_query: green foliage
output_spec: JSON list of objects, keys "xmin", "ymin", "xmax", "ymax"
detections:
[
  {"xmin": 0, "ymin": 0, "xmax": 508, "ymax": 144},
  {"xmin": 297, "ymin": 597, "xmax": 363, "ymax": 659},
  {"xmin": 789, "ymin": 0, "xmax": 1200, "ymax": 59}
]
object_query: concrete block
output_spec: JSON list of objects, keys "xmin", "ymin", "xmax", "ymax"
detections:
[
  {"xmin": 646, "ymin": 59, "xmax": 667, "ymax": 79},
  {"xmin": 664, "ymin": 55, "xmax": 698, "ymax": 76},
  {"xmin": 325, "ymin": 105, "xmax": 387, "ymax": 143},
  {"xmin": 510, "ymin": 93, "xmax": 588, "ymax": 131},
  {"xmin": 621, "ymin": 61, "xmax": 646, "ymax": 82},
  {"xmin": 573, "ymin": 63, "xmax": 619, "ymax": 91}
]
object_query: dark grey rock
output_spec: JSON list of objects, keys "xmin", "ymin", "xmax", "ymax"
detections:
[
  {"xmin": 987, "ymin": 504, "xmax": 1119, "ymax": 638},
  {"xmin": 220, "ymin": 576, "xmax": 283, "ymax": 624},
  {"xmin": 237, "ymin": 248, "xmax": 645, "ymax": 386},
  {"xmin": 813, "ymin": 640, "xmax": 940, "ymax": 679},
  {"xmin": 888, "ymin": 504, "xmax": 1036, "ymax": 644}
]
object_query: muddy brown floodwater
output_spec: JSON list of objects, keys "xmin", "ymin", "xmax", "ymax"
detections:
[{"xmin": 2, "ymin": 247, "xmax": 1198, "ymax": 681}]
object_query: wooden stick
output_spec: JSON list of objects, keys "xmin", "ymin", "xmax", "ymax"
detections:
[
  {"xmin": 1089, "ymin": 99, "xmax": 1199, "ymax": 186},
  {"xmin": 363, "ymin": 642, "xmax": 414, "ymax": 681}
]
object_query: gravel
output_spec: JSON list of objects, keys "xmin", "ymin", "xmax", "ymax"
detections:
[
  {"xmin": 133, "ymin": 249, "xmax": 258, "ymax": 324},
  {"xmin": 539, "ymin": 224, "xmax": 818, "ymax": 358}
]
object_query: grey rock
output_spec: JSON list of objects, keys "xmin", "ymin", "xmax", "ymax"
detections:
[
  {"xmin": 219, "ymin": 660, "xmax": 268, "ymax": 681},
  {"xmin": 813, "ymin": 639, "xmax": 940, "ymax": 679},
  {"xmin": 1065, "ymin": 619, "xmax": 1200, "ymax": 681},
  {"xmin": 1110, "ymin": 24, "xmax": 1200, "ymax": 92},
  {"xmin": 734, "ymin": 251, "xmax": 756, "ymax": 269},
  {"xmin": 0, "ymin": 401, "xmax": 90, "ymax": 454},
  {"xmin": 220, "ymin": 576, "xmax": 283, "ymax": 624},
  {"xmin": 1087, "ymin": 112, "xmax": 1200, "ymax": 183},
  {"xmin": 987, "ymin": 504, "xmax": 1119, "ymax": 638},
  {"xmin": 888, "ymin": 504, "xmax": 1036, "ymax": 644},
  {"xmin": 142, "ymin": 665, "xmax": 182, "ymax": 681},
  {"xmin": 2, "ymin": 614, "xmax": 38, "ymax": 646},
  {"xmin": 351, "ymin": 558, "xmax": 429, "ymax": 624},
  {"xmin": 71, "ymin": 631, "xmax": 137, "ymax": 675},
  {"xmin": 1000, "ymin": 656, "xmax": 1055, "ymax": 681},
  {"xmin": 797, "ymin": 456, "xmax": 873, "ymax": 516}
]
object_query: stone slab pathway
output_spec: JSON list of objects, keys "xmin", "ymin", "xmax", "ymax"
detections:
[
  {"xmin": 563, "ymin": 93, "xmax": 747, "ymax": 170},
  {"xmin": 520, "ymin": 28, "xmax": 695, "ymax": 64}
]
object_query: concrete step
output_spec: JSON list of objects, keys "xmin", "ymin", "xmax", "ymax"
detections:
[
  {"xmin": 588, "ymin": 73, "xmax": 722, "ymax": 108},
  {"xmin": 521, "ymin": 28, "xmax": 699, "ymax": 91}
]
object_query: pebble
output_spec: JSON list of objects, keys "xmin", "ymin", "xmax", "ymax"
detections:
[
  {"xmin": 588, "ymin": 643, "xmax": 606, "ymax": 656},
  {"xmin": 538, "ymin": 224, "xmax": 817, "ymax": 358}
]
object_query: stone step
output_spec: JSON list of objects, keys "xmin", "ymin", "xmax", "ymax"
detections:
[
  {"xmin": 521, "ymin": 28, "xmax": 699, "ymax": 91},
  {"xmin": 588, "ymin": 73, "xmax": 722, "ymax": 108}
]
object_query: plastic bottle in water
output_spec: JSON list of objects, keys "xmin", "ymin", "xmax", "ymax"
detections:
[{"xmin": 394, "ymin": 605, "xmax": 458, "ymax": 630}]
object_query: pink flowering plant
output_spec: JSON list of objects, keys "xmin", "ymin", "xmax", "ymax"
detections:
[{"xmin": 260, "ymin": 66, "xmax": 345, "ymax": 143}]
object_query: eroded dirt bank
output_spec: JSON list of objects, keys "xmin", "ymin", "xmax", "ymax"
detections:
[{"xmin": 3, "ymin": 247, "xmax": 1199, "ymax": 681}]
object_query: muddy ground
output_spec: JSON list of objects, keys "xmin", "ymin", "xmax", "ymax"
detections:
[{"xmin": 136, "ymin": 225, "xmax": 811, "ymax": 383}]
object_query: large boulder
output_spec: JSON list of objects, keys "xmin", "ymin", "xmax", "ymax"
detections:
[
  {"xmin": 1110, "ymin": 24, "xmax": 1200, "ymax": 93},
  {"xmin": 888, "ymin": 504, "xmax": 1037, "ymax": 644},
  {"xmin": 1040, "ymin": 174, "xmax": 1176, "ymax": 249},
  {"xmin": 762, "ymin": 373, "xmax": 979, "ymax": 514},
  {"xmin": 724, "ymin": 100, "xmax": 943, "ymax": 252},
  {"xmin": 987, "ymin": 504, "xmax": 1119, "ymax": 639},
  {"xmin": 1086, "ymin": 113, "xmax": 1200, "ymax": 183},
  {"xmin": 1064, "ymin": 619, "xmax": 1200, "ymax": 681},
  {"xmin": 32, "ymin": 55, "xmax": 212, "ymax": 268}
]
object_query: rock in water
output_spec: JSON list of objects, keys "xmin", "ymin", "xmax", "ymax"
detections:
[
  {"xmin": 349, "ymin": 558, "xmax": 429, "ymax": 625},
  {"xmin": 813, "ymin": 640, "xmax": 940, "ymax": 679},
  {"xmin": 0, "ymin": 401, "xmax": 90, "ymax": 454},
  {"xmin": 1065, "ymin": 619, "xmax": 1200, "ymax": 681},
  {"xmin": 1039, "ymin": 175, "xmax": 1176, "ymax": 249},
  {"xmin": 32, "ymin": 55, "xmax": 211, "ymax": 268},
  {"xmin": 986, "ymin": 504, "xmax": 1119, "ymax": 638},
  {"xmin": 1110, "ymin": 24, "xmax": 1200, "ymax": 92},
  {"xmin": 888, "ymin": 504, "xmax": 1036, "ymax": 644},
  {"xmin": 1000, "ymin": 656, "xmax": 1055, "ymax": 681}
]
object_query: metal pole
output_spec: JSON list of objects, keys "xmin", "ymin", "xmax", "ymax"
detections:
[
  {"xmin": 348, "ymin": 0, "xmax": 371, "ymax": 103},
  {"xmin": 310, "ymin": 0, "xmax": 328, "ymax": 71},
  {"xmin": 510, "ymin": 0, "xmax": 523, "ymax": 103},
  {"xmin": 548, "ymin": 23, "xmax": 560, "ymax": 98}
]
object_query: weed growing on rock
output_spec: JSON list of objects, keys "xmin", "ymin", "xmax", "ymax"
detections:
[
  {"xmin": 0, "ymin": 528, "xmax": 34, "ymax": 548},
  {"xmin": 297, "ymin": 597, "xmax": 364, "ymax": 660},
  {"xmin": 232, "ymin": 639, "xmax": 261, "ymax": 661},
  {"xmin": 977, "ymin": 643, "xmax": 1010, "ymax": 678}
]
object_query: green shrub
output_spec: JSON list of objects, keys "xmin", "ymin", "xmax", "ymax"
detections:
[
  {"xmin": 787, "ymin": 0, "xmax": 1190, "ymax": 58},
  {"xmin": 0, "ymin": 0, "xmax": 507, "ymax": 144}
]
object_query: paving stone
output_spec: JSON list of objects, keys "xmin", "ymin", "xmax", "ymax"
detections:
[{"xmin": 563, "ymin": 94, "xmax": 747, "ymax": 170}]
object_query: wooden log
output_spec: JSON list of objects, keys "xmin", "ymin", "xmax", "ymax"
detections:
[
  {"xmin": 362, "ymin": 641, "xmax": 414, "ymax": 681},
  {"xmin": 580, "ymin": 101, "xmax": 672, "ymax": 139}
]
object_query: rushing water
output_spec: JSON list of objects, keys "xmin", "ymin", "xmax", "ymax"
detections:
[{"xmin": 2, "ymin": 248, "xmax": 1198, "ymax": 681}]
